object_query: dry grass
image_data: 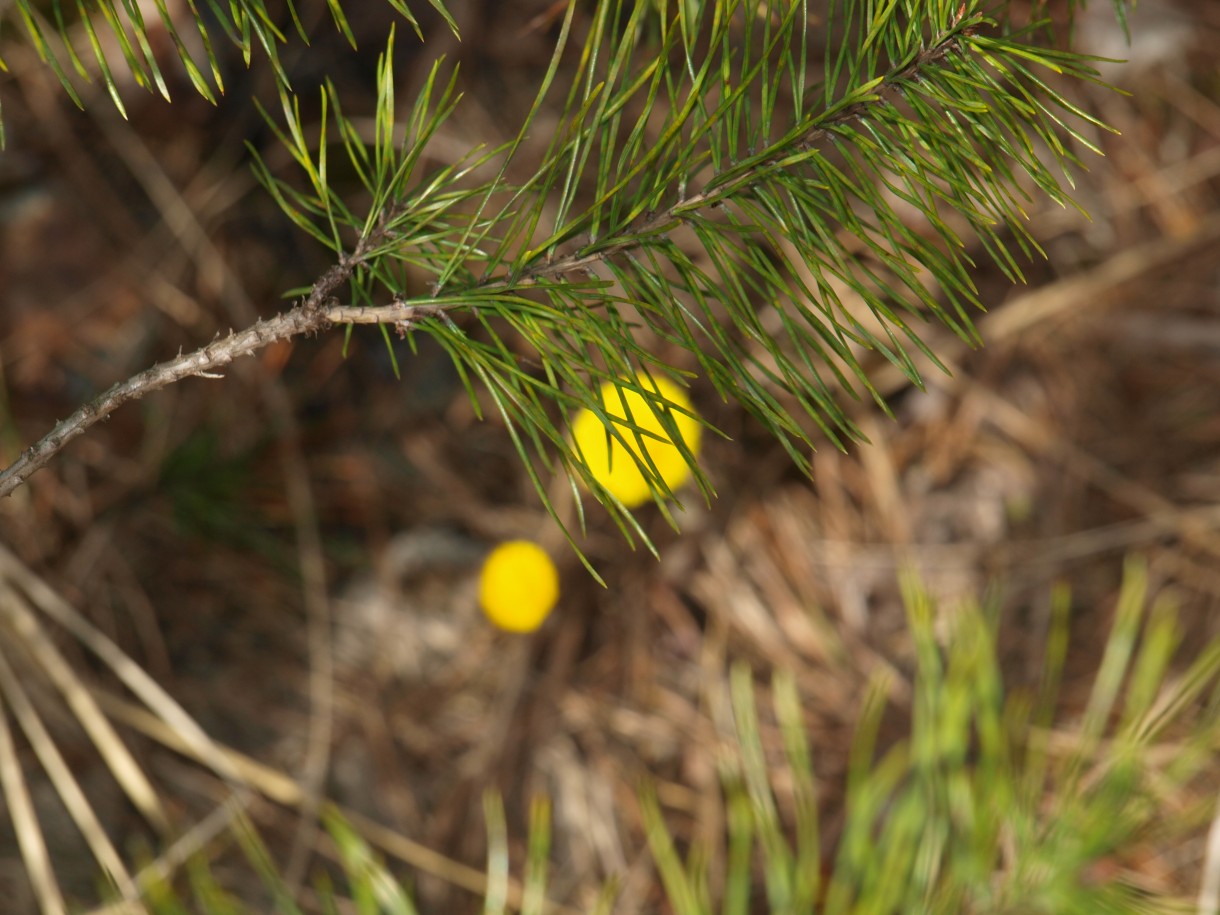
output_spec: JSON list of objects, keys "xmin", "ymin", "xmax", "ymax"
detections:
[{"xmin": 1, "ymin": 0, "xmax": 1219, "ymax": 911}]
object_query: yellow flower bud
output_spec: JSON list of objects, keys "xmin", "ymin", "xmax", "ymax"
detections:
[
  {"xmin": 478, "ymin": 540, "xmax": 560, "ymax": 632},
  {"xmin": 571, "ymin": 376, "xmax": 701, "ymax": 508}
]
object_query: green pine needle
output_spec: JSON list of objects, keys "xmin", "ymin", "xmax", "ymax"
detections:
[{"xmin": 239, "ymin": 0, "xmax": 1120, "ymax": 529}]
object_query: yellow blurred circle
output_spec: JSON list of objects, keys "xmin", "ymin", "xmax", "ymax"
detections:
[
  {"xmin": 571, "ymin": 376, "xmax": 702, "ymax": 508},
  {"xmin": 478, "ymin": 540, "xmax": 560, "ymax": 633}
]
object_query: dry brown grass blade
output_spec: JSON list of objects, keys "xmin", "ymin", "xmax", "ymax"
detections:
[
  {"xmin": 93, "ymin": 689, "xmax": 584, "ymax": 915},
  {"xmin": 980, "ymin": 212, "xmax": 1220, "ymax": 342},
  {"xmin": 0, "ymin": 669, "xmax": 66, "ymax": 915},
  {"xmin": 861, "ymin": 209, "xmax": 1220, "ymax": 403},
  {"xmin": 0, "ymin": 648, "xmax": 144, "ymax": 909},
  {"xmin": 84, "ymin": 798, "xmax": 250, "ymax": 915},
  {"xmin": 0, "ymin": 545, "xmax": 243, "ymax": 787},
  {"xmin": 0, "ymin": 584, "xmax": 169, "ymax": 833},
  {"xmin": 920, "ymin": 363, "xmax": 1220, "ymax": 567},
  {"xmin": 1201, "ymin": 794, "xmax": 1220, "ymax": 915}
]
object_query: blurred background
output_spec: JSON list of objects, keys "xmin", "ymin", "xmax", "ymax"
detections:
[{"xmin": 1, "ymin": 0, "xmax": 1219, "ymax": 910}]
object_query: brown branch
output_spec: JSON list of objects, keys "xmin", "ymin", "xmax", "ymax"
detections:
[{"xmin": 0, "ymin": 299, "xmax": 432, "ymax": 499}]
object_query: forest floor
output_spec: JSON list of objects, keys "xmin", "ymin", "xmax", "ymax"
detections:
[{"xmin": 1, "ymin": 1, "xmax": 1219, "ymax": 912}]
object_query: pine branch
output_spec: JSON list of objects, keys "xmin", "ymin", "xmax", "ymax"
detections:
[
  {"xmin": 0, "ymin": 0, "xmax": 1120, "ymax": 521},
  {"xmin": 277, "ymin": 0, "xmax": 1117, "ymax": 529},
  {"xmin": 0, "ymin": 237, "xmax": 433, "ymax": 500},
  {"xmin": 510, "ymin": 18, "xmax": 975, "ymax": 290}
]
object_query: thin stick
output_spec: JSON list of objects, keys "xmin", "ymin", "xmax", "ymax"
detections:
[{"xmin": 0, "ymin": 294, "xmax": 426, "ymax": 500}]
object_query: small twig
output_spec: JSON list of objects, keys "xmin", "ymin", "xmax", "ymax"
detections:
[{"xmin": 0, "ymin": 297, "xmax": 433, "ymax": 499}]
